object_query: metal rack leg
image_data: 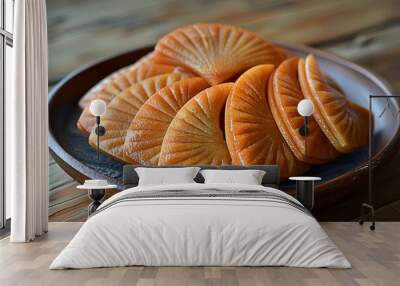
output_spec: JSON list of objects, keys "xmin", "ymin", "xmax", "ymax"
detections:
[{"xmin": 359, "ymin": 203, "xmax": 375, "ymax": 231}]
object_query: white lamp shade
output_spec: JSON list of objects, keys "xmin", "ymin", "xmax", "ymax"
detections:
[
  {"xmin": 89, "ymin": 99, "xmax": 107, "ymax": 116},
  {"xmin": 297, "ymin": 99, "xmax": 314, "ymax": 117}
]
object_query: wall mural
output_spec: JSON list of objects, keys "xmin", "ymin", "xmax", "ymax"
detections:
[
  {"xmin": 49, "ymin": 23, "xmax": 398, "ymax": 218},
  {"xmin": 79, "ymin": 23, "xmax": 369, "ymax": 174}
]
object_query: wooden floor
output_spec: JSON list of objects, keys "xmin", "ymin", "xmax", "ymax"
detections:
[{"xmin": 0, "ymin": 222, "xmax": 399, "ymax": 286}]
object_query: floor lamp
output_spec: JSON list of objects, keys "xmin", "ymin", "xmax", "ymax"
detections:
[
  {"xmin": 297, "ymin": 99, "xmax": 315, "ymax": 161},
  {"xmin": 89, "ymin": 99, "xmax": 107, "ymax": 161},
  {"xmin": 359, "ymin": 95, "xmax": 400, "ymax": 231}
]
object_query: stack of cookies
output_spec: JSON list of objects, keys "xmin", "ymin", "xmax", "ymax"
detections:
[{"xmin": 76, "ymin": 23, "xmax": 369, "ymax": 179}]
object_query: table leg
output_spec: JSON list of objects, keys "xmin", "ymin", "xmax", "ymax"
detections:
[
  {"xmin": 88, "ymin": 189, "xmax": 105, "ymax": 216},
  {"xmin": 296, "ymin": 181, "xmax": 314, "ymax": 210}
]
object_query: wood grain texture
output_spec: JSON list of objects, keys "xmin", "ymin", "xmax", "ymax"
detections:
[
  {"xmin": 47, "ymin": 0, "xmax": 400, "ymax": 81},
  {"xmin": 1, "ymin": 222, "xmax": 399, "ymax": 285}
]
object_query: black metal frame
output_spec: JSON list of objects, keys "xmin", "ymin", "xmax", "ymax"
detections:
[
  {"xmin": 88, "ymin": 189, "xmax": 105, "ymax": 216},
  {"xmin": 359, "ymin": 95, "xmax": 400, "ymax": 231},
  {"xmin": 295, "ymin": 180, "xmax": 315, "ymax": 210},
  {"xmin": 94, "ymin": 116, "xmax": 106, "ymax": 161},
  {"xmin": 299, "ymin": 116, "xmax": 309, "ymax": 161}
]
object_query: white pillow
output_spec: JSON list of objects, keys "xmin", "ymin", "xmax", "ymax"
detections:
[
  {"xmin": 135, "ymin": 167, "xmax": 200, "ymax": 186},
  {"xmin": 200, "ymin": 169, "xmax": 266, "ymax": 185}
]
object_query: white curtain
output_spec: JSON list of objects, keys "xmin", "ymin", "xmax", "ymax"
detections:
[{"xmin": 7, "ymin": 0, "xmax": 49, "ymax": 242}]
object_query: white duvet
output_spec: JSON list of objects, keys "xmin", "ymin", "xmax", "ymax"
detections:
[{"xmin": 50, "ymin": 183, "xmax": 350, "ymax": 269}]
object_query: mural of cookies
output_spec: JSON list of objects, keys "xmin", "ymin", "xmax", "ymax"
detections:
[
  {"xmin": 69, "ymin": 23, "xmax": 372, "ymax": 180},
  {"xmin": 48, "ymin": 19, "xmax": 398, "ymax": 220},
  {"xmin": 159, "ymin": 83, "xmax": 234, "ymax": 166},
  {"xmin": 153, "ymin": 23, "xmax": 287, "ymax": 84},
  {"xmin": 45, "ymin": 1, "xmax": 399, "ymax": 224},
  {"xmin": 124, "ymin": 78, "xmax": 210, "ymax": 165},
  {"xmin": 298, "ymin": 55, "xmax": 370, "ymax": 153},
  {"xmin": 268, "ymin": 57, "xmax": 339, "ymax": 164},
  {"xmin": 225, "ymin": 64, "xmax": 309, "ymax": 179},
  {"xmin": 77, "ymin": 53, "xmax": 186, "ymax": 134},
  {"xmin": 88, "ymin": 73, "xmax": 190, "ymax": 162}
]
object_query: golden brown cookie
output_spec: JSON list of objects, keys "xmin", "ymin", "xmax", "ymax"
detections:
[
  {"xmin": 298, "ymin": 54, "xmax": 369, "ymax": 153},
  {"xmin": 124, "ymin": 78, "xmax": 209, "ymax": 165},
  {"xmin": 77, "ymin": 53, "xmax": 187, "ymax": 135},
  {"xmin": 88, "ymin": 73, "xmax": 188, "ymax": 162},
  {"xmin": 225, "ymin": 64, "xmax": 309, "ymax": 179},
  {"xmin": 268, "ymin": 57, "xmax": 339, "ymax": 164},
  {"xmin": 79, "ymin": 53, "xmax": 156, "ymax": 109},
  {"xmin": 153, "ymin": 23, "xmax": 285, "ymax": 85},
  {"xmin": 78, "ymin": 64, "xmax": 134, "ymax": 110},
  {"xmin": 158, "ymin": 83, "xmax": 234, "ymax": 166}
]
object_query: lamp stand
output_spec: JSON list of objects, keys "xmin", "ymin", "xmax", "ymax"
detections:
[
  {"xmin": 359, "ymin": 95, "xmax": 375, "ymax": 230},
  {"xmin": 359, "ymin": 95, "xmax": 400, "ymax": 231},
  {"xmin": 359, "ymin": 203, "xmax": 375, "ymax": 231},
  {"xmin": 94, "ymin": 116, "xmax": 106, "ymax": 162},
  {"xmin": 299, "ymin": 116, "xmax": 309, "ymax": 161}
]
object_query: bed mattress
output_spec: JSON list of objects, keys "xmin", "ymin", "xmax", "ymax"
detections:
[{"xmin": 50, "ymin": 183, "xmax": 350, "ymax": 269}]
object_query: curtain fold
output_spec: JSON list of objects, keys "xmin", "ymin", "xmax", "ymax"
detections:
[{"xmin": 8, "ymin": 0, "xmax": 49, "ymax": 242}]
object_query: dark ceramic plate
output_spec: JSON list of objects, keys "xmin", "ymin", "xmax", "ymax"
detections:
[{"xmin": 48, "ymin": 43, "xmax": 397, "ymax": 207}]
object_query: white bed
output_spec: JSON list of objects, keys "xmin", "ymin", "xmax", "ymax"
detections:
[{"xmin": 50, "ymin": 183, "xmax": 350, "ymax": 269}]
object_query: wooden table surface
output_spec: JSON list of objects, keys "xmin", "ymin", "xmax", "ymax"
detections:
[{"xmin": 47, "ymin": 0, "xmax": 400, "ymax": 221}]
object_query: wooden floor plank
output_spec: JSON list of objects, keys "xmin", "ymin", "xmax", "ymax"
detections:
[{"xmin": 0, "ymin": 222, "xmax": 399, "ymax": 286}]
